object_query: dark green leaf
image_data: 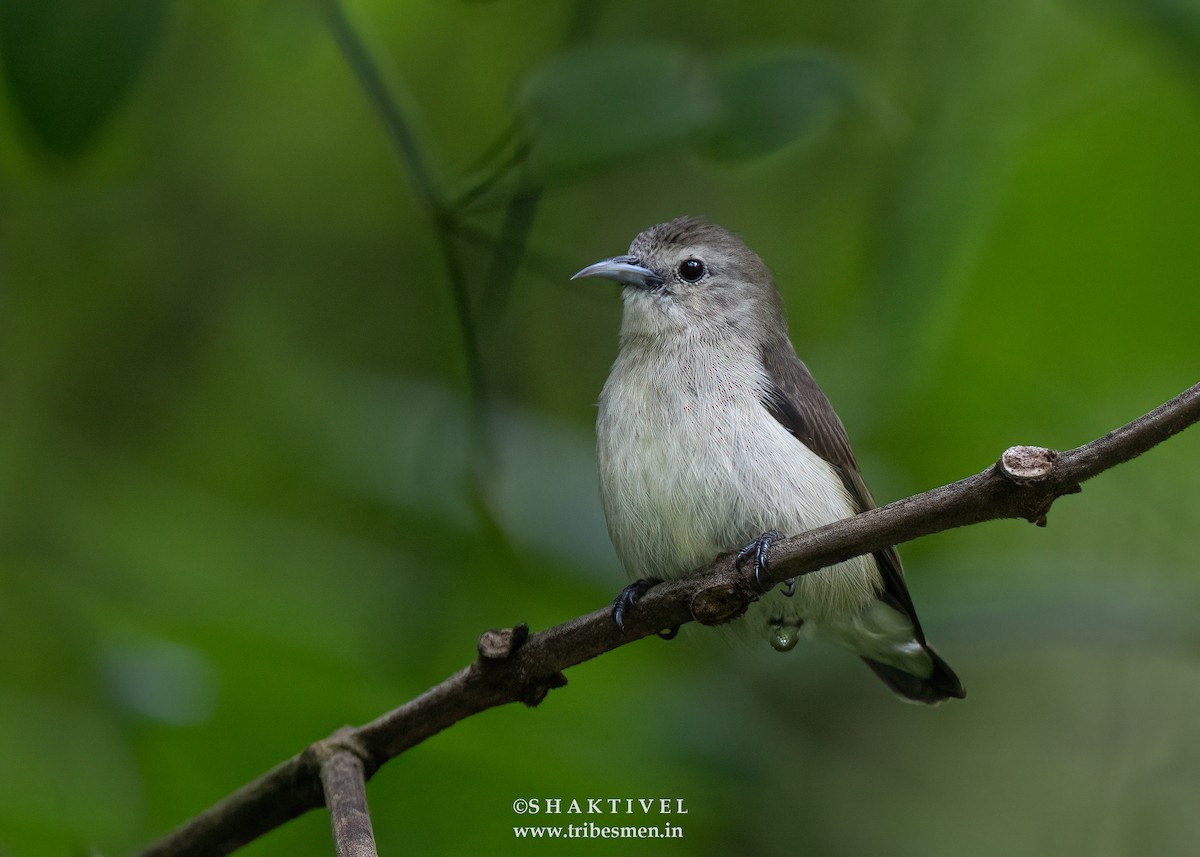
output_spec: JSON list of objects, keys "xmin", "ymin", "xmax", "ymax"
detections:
[
  {"xmin": 698, "ymin": 49, "xmax": 857, "ymax": 163},
  {"xmin": 516, "ymin": 42, "xmax": 709, "ymax": 178},
  {"xmin": 0, "ymin": 0, "xmax": 170, "ymax": 158}
]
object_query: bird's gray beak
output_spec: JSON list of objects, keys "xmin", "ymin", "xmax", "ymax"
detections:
[{"xmin": 571, "ymin": 255, "xmax": 664, "ymax": 290}]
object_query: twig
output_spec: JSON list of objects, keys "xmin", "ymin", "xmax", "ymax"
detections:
[
  {"xmin": 316, "ymin": 733, "xmax": 379, "ymax": 857},
  {"xmin": 135, "ymin": 381, "xmax": 1200, "ymax": 857}
]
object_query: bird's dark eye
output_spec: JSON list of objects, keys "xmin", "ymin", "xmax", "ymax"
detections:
[{"xmin": 678, "ymin": 258, "xmax": 707, "ymax": 283}]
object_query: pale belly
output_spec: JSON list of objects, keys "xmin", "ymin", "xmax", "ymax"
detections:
[{"xmin": 596, "ymin": 364, "xmax": 880, "ymax": 625}]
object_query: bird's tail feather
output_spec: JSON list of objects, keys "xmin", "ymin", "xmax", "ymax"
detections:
[{"xmin": 861, "ymin": 646, "xmax": 965, "ymax": 705}]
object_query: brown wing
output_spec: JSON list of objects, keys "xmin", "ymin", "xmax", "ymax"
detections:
[{"xmin": 758, "ymin": 343, "xmax": 928, "ymax": 643}]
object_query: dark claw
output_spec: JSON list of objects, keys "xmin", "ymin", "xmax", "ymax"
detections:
[
  {"xmin": 612, "ymin": 578, "xmax": 661, "ymax": 632},
  {"xmin": 782, "ymin": 577, "xmax": 796, "ymax": 598},
  {"xmin": 736, "ymin": 530, "xmax": 784, "ymax": 592}
]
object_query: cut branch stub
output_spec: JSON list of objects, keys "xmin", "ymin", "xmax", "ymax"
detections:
[
  {"xmin": 473, "ymin": 623, "xmax": 565, "ymax": 707},
  {"xmin": 999, "ymin": 445, "xmax": 1058, "ymax": 483},
  {"xmin": 996, "ymin": 444, "xmax": 1078, "ymax": 527},
  {"xmin": 478, "ymin": 624, "xmax": 530, "ymax": 660}
]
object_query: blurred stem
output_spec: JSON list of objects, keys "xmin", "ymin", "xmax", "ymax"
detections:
[
  {"xmin": 317, "ymin": 0, "xmax": 440, "ymax": 212},
  {"xmin": 451, "ymin": 129, "xmax": 529, "ymax": 213},
  {"xmin": 452, "ymin": 0, "xmax": 602, "ymax": 216},
  {"xmin": 318, "ymin": 0, "xmax": 492, "ymax": 474},
  {"xmin": 318, "ymin": 0, "xmax": 605, "ymax": 508},
  {"xmin": 481, "ymin": 164, "xmax": 542, "ymax": 318},
  {"xmin": 457, "ymin": 221, "xmax": 569, "ymax": 285},
  {"xmin": 466, "ymin": 0, "xmax": 603, "ymax": 317}
]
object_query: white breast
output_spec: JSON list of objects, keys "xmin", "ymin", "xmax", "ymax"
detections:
[{"xmin": 596, "ymin": 334, "xmax": 880, "ymax": 623}]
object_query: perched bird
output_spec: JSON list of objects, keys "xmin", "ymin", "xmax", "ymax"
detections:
[{"xmin": 572, "ymin": 216, "xmax": 964, "ymax": 704}]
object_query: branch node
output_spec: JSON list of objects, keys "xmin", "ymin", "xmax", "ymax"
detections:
[
  {"xmin": 478, "ymin": 624, "xmax": 529, "ymax": 660},
  {"xmin": 690, "ymin": 582, "xmax": 749, "ymax": 626},
  {"xmin": 306, "ymin": 727, "xmax": 375, "ymax": 777},
  {"xmin": 999, "ymin": 445, "xmax": 1059, "ymax": 483},
  {"xmin": 474, "ymin": 623, "xmax": 563, "ymax": 707}
]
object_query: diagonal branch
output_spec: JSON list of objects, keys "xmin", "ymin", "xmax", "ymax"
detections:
[{"xmin": 135, "ymin": 381, "xmax": 1200, "ymax": 857}]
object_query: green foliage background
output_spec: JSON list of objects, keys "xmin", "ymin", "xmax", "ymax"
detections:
[{"xmin": 2, "ymin": 0, "xmax": 1200, "ymax": 855}]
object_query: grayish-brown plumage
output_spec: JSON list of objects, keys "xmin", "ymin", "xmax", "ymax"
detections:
[{"xmin": 574, "ymin": 216, "xmax": 963, "ymax": 704}]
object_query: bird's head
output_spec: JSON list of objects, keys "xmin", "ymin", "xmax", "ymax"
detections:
[{"xmin": 572, "ymin": 216, "xmax": 786, "ymax": 344}]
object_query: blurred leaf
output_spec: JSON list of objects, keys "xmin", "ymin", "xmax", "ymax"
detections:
[
  {"xmin": 99, "ymin": 634, "xmax": 219, "ymax": 725},
  {"xmin": 698, "ymin": 50, "xmax": 857, "ymax": 162},
  {"xmin": 1132, "ymin": 0, "xmax": 1200, "ymax": 79},
  {"xmin": 0, "ymin": 0, "xmax": 170, "ymax": 158},
  {"xmin": 517, "ymin": 42, "xmax": 859, "ymax": 177},
  {"xmin": 516, "ymin": 42, "xmax": 707, "ymax": 177}
]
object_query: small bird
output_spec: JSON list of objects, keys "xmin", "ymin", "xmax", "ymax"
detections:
[{"xmin": 573, "ymin": 216, "xmax": 964, "ymax": 704}]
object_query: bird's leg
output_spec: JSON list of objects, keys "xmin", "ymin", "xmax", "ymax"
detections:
[
  {"xmin": 612, "ymin": 578, "xmax": 677, "ymax": 638},
  {"xmin": 613, "ymin": 579, "xmax": 658, "ymax": 630},
  {"xmin": 736, "ymin": 530, "xmax": 786, "ymax": 592}
]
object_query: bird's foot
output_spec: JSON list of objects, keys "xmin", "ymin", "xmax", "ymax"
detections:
[
  {"xmin": 781, "ymin": 577, "xmax": 796, "ymax": 598},
  {"xmin": 612, "ymin": 578, "xmax": 677, "ymax": 638},
  {"xmin": 736, "ymin": 530, "xmax": 785, "ymax": 592}
]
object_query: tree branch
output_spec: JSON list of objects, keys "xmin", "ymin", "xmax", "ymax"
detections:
[{"xmin": 135, "ymin": 381, "xmax": 1200, "ymax": 857}]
